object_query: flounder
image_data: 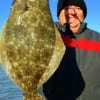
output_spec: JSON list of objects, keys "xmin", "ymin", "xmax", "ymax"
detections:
[{"xmin": 0, "ymin": 0, "xmax": 65, "ymax": 99}]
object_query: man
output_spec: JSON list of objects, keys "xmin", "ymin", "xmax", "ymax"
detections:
[{"xmin": 43, "ymin": 0, "xmax": 100, "ymax": 100}]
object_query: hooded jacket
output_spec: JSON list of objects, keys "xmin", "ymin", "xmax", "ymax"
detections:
[{"xmin": 43, "ymin": 22, "xmax": 100, "ymax": 100}]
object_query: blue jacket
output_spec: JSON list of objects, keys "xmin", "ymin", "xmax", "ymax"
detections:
[{"xmin": 43, "ymin": 22, "xmax": 100, "ymax": 100}]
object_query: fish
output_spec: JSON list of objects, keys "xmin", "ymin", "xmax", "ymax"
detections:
[{"xmin": 0, "ymin": 0, "xmax": 65, "ymax": 100}]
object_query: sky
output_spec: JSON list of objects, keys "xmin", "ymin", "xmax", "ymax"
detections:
[{"xmin": 0, "ymin": 0, "xmax": 100, "ymax": 35}]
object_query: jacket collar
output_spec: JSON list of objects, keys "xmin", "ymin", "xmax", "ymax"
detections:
[
  {"xmin": 74, "ymin": 22, "xmax": 87, "ymax": 35},
  {"xmin": 55, "ymin": 22, "xmax": 87, "ymax": 36}
]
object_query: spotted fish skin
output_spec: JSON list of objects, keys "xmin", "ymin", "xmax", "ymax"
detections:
[{"xmin": 1, "ymin": 0, "xmax": 65, "ymax": 100}]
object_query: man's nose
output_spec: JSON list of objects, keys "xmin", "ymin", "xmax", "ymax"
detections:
[
  {"xmin": 68, "ymin": 8, "xmax": 77, "ymax": 16},
  {"xmin": 65, "ymin": 8, "xmax": 77, "ymax": 17}
]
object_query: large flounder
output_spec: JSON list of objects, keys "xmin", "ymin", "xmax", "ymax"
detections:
[{"xmin": 0, "ymin": 0, "xmax": 65, "ymax": 100}]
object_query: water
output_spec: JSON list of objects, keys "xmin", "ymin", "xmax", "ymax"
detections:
[{"xmin": 0, "ymin": 65, "xmax": 23, "ymax": 100}]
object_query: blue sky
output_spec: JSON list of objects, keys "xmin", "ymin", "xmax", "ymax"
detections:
[{"xmin": 0, "ymin": 0, "xmax": 100, "ymax": 35}]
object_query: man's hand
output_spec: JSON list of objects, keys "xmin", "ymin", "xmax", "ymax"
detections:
[{"xmin": 59, "ymin": 9, "xmax": 67, "ymax": 25}]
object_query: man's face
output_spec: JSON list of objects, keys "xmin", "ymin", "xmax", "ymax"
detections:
[{"xmin": 59, "ymin": 5, "xmax": 84, "ymax": 33}]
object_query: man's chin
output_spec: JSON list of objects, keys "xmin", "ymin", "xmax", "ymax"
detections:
[{"xmin": 69, "ymin": 23, "xmax": 80, "ymax": 28}]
